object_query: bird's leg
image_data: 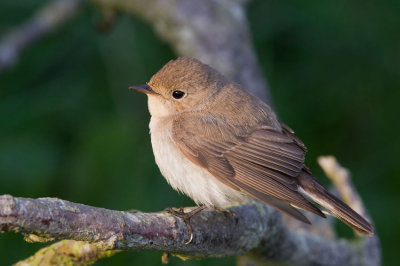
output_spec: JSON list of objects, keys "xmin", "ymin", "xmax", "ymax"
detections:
[{"xmin": 164, "ymin": 206, "xmax": 207, "ymax": 244}]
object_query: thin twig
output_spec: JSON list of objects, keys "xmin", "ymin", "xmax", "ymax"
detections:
[
  {"xmin": 14, "ymin": 240, "xmax": 118, "ymax": 266},
  {"xmin": 318, "ymin": 156, "xmax": 381, "ymax": 266},
  {"xmin": 0, "ymin": 0, "xmax": 83, "ymax": 73},
  {"xmin": 318, "ymin": 156, "xmax": 367, "ymax": 216}
]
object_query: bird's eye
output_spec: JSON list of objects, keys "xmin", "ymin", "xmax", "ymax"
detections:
[{"xmin": 172, "ymin": 90, "xmax": 185, "ymax": 99}]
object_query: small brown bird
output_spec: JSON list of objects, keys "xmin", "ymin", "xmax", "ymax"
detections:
[{"xmin": 130, "ymin": 57, "xmax": 374, "ymax": 237}]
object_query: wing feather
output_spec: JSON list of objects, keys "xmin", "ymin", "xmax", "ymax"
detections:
[
  {"xmin": 171, "ymin": 113, "xmax": 325, "ymax": 220},
  {"xmin": 230, "ymin": 179, "xmax": 311, "ymax": 224},
  {"xmin": 229, "ymin": 158, "xmax": 322, "ymax": 215}
]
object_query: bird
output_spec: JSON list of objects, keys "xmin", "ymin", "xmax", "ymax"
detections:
[{"xmin": 130, "ymin": 57, "xmax": 374, "ymax": 240}]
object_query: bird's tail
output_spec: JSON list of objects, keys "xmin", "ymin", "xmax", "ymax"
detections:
[{"xmin": 297, "ymin": 171, "xmax": 374, "ymax": 236}]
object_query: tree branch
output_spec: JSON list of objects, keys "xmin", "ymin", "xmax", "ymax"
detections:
[
  {"xmin": 0, "ymin": 176, "xmax": 378, "ymax": 266},
  {"xmin": 0, "ymin": 195, "xmax": 291, "ymax": 258},
  {"xmin": 91, "ymin": 0, "xmax": 271, "ymax": 104},
  {"xmin": 0, "ymin": 0, "xmax": 270, "ymax": 104},
  {"xmin": 0, "ymin": 0, "xmax": 83, "ymax": 73}
]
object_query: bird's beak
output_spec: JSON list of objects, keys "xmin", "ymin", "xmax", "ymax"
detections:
[{"xmin": 129, "ymin": 84, "xmax": 159, "ymax": 95}]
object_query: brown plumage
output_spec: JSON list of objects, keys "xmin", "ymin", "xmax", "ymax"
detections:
[{"xmin": 132, "ymin": 57, "xmax": 374, "ymax": 236}]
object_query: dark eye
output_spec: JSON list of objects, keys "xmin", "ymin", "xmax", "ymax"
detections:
[{"xmin": 172, "ymin": 90, "xmax": 185, "ymax": 99}]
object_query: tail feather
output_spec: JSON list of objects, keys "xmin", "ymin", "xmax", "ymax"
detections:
[{"xmin": 298, "ymin": 171, "xmax": 374, "ymax": 236}]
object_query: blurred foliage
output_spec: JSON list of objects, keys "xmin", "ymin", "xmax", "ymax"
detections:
[{"xmin": 0, "ymin": 0, "xmax": 399, "ymax": 265}]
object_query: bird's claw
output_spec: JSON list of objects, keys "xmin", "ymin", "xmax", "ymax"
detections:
[
  {"xmin": 214, "ymin": 206, "xmax": 239, "ymax": 224},
  {"xmin": 165, "ymin": 206, "xmax": 206, "ymax": 244}
]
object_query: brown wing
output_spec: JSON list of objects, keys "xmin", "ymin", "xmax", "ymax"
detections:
[{"xmin": 172, "ymin": 114, "xmax": 324, "ymax": 223}]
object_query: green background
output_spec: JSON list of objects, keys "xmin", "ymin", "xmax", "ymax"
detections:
[{"xmin": 0, "ymin": 0, "xmax": 398, "ymax": 265}]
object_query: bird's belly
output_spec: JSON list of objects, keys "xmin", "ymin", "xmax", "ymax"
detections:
[{"xmin": 149, "ymin": 118, "xmax": 244, "ymax": 207}]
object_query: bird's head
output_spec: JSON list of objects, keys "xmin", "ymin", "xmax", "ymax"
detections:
[{"xmin": 130, "ymin": 57, "xmax": 228, "ymax": 117}]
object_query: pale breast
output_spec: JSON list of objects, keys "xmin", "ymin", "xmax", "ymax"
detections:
[{"xmin": 149, "ymin": 117, "xmax": 245, "ymax": 207}]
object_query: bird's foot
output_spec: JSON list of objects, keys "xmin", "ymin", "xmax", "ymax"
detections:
[
  {"xmin": 164, "ymin": 206, "xmax": 207, "ymax": 244},
  {"xmin": 214, "ymin": 206, "xmax": 238, "ymax": 223}
]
